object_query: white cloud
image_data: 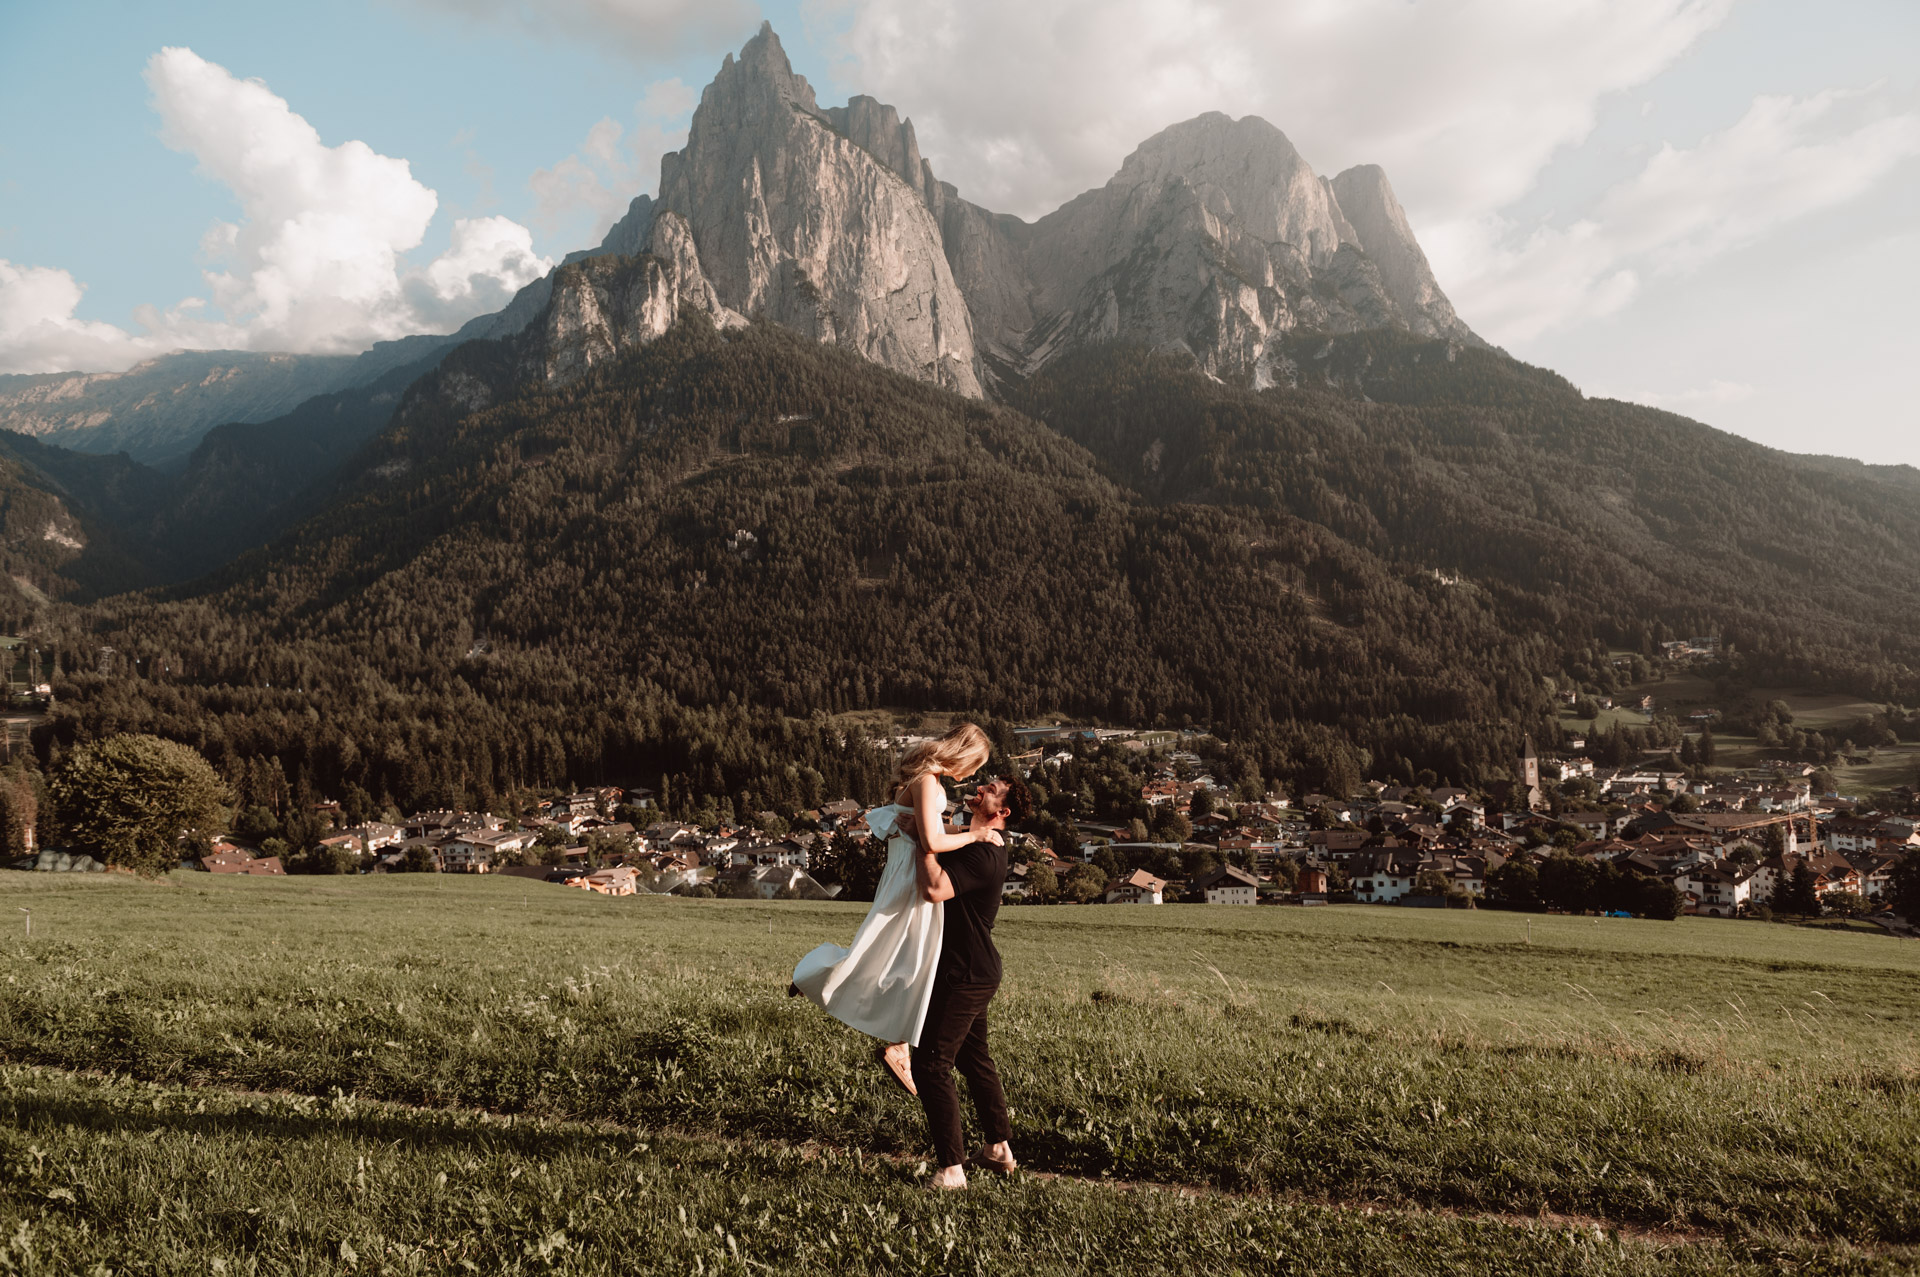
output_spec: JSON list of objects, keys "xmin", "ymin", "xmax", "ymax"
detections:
[
  {"xmin": 0, "ymin": 47, "xmax": 552, "ymax": 374},
  {"xmin": 400, "ymin": 0, "xmax": 753, "ymax": 61},
  {"xmin": 528, "ymin": 79, "xmax": 695, "ymax": 250},
  {"xmin": 1447, "ymin": 89, "xmax": 1920, "ymax": 341},
  {"xmin": 0, "ymin": 261, "xmax": 162, "ymax": 375},
  {"xmin": 813, "ymin": 0, "xmax": 1734, "ymax": 223}
]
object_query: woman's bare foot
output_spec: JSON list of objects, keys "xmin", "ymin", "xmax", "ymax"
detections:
[
  {"xmin": 879, "ymin": 1042, "xmax": 918, "ymax": 1096},
  {"xmin": 928, "ymin": 1164, "xmax": 968, "ymax": 1190},
  {"xmin": 973, "ymin": 1141, "xmax": 1017, "ymax": 1174}
]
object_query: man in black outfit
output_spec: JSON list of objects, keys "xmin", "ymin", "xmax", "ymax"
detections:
[{"xmin": 912, "ymin": 773, "xmax": 1034, "ymax": 1190}]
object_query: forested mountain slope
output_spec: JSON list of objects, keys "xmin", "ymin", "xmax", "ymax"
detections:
[
  {"xmin": 11, "ymin": 301, "xmax": 1917, "ymax": 815},
  {"xmin": 0, "ymin": 433, "xmax": 167, "ymax": 600},
  {"xmin": 1017, "ymin": 332, "xmax": 1920, "ymax": 702},
  {"xmin": 22, "ymin": 314, "xmax": 1565, "ymax": 812}
]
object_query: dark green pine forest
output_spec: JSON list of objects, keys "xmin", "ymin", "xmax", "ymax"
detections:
[{"xmin": 5, "ymin": 289, "xmax": 1918, "ymax": 819}]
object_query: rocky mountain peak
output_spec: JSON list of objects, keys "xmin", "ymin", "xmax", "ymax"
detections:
[
  {"xmin": 709, "ymin": 21, "xmax": 823, "ymax": 118},
  {"xmin": 635, "ymin": 26, "xmax": 983, "ymax": 397},
  {"xmin": 438, "ymin": 27, "xmax": 1476, "ymax": 403},
  {"xmin": 1328, "ymin": 165, "xmax": 1471, "ymax": 341},
  {"xmin": 1112, "ymin": 113, "xmax": 1353, "ymax": 268}
]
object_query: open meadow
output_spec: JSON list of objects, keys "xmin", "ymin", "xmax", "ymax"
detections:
[
  {"xmin": 2, "ymin": 872, "xmax": 1917, "ymax": 1274},
  {"xmin": 1560, "ymin": 676, "xmax": 1920, "ymax": 795}
]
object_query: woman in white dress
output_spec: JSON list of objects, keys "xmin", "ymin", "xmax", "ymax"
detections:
[{"xmin": 790, "ymin": 722, "xmax": 1003, "ymax": 1093}]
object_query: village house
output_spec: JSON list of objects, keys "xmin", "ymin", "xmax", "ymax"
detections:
[
  {"xmin": 642, "ymin": 821, "xmax": 702, "ymax": 849},
  {"xmin": 440, "ymin": 829, "xmax": 540, "ymax": 873},
  {"xmin": 1308, "ymin": 829, "xmax": 1370, "ymax": 860},
  {"xmin": 1105, "ymin": 868, "xmax": 1167, "ymax": 905},
  {"xmin": 567, "ymin": 866, "xmax": 638, "ymax": 896},
  {"xmin": 199, "ymin": 847, "xmax": 284, "ymax": 875},
  {"xmin": 548, "ymin": 792, "xmax": 606, "ymax": 820},
  {"xmin": 1854, "ymin": 852, "xmax": 1901, "ymax": 899},
  {"xmin": 1675, "ymin": 861, "xmax": 1758, "ymax": 917},
  {"xmin": 747, "ymin": 865, "xmax": 837, "ymax": 900},
  {"xmin": 1349, "ymin": 850, "xmax": 1424, "ymax": 903},
  {"xmin": 731, "ymin": 838, "xmax": 807, "ymax": 869},
  {"xmin": 817, "ymin": 798, "xmax": 862, "ymax": 830},
  {"xmin": 1002, "ymin": 863, "xmax": 1033, "ymax": 900},
  {"xmin": 1751, "ymin": 850, "xmax": 1863, "ymax": 902},
  {"xmin": 1192, "ymin": 864, "xmax": 1260, "ymax": 905},
  {"xmin": 338, "ymin": 822, "xmax": 402, "ymax": 853}
]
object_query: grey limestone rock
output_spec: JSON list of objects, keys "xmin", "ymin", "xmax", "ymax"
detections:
[
  {"xmin": 1328, "ymin": 165, "xmax": 1477, "ymax": 343},
  {"xmin": 539, "ymin": 212, "xmax": 746, "ymax": 387},
  {"xmin": 650, "ymin": 23, "xmax": 981, "ymax": 397}
]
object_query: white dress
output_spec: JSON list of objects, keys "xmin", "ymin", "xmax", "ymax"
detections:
[{"xmin": 791, "ymin": 797, "xmax": 944, "ymax": 1046}]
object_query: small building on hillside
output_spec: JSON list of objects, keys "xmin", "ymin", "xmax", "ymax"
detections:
[
  {"xmin": 1191, "ymin": 864, "xmax": 1260, "ymax": 905},
  {"xmin": 1105, "ymin": 868, "xmax": 1167, "ymax": 905},
  {"xmin": 199, "ymin": 848, "xmax": 285, "ymax": 875}
]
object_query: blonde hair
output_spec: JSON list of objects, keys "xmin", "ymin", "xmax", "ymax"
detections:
[{"xmin": 889, "ymin": 722, "xmax": 991, "ymax": 804}]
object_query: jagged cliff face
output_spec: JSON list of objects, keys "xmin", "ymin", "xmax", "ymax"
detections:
[
  {"xmin": 2, "ymin": 23, "xmax": 1479, "ymax": 457},
  {"xmin": 616, "ymin": 27, "xmax": 1480, "ymax": 393},
  {"xmin": 640, "ymin": 27, "xmax": 981, "ymax": 398},
  {"xmin": 932, "ymin": 112, "xmax": 1480, "ymax": 387},
  {"xmin": 1328, "ymin": 165, "xmax": 1472, "ymax": 341}
]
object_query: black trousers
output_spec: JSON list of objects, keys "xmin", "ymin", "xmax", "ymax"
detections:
[{"xmin": 910, "ymin": 978, "xmax": 1011, "ymax": 1168}]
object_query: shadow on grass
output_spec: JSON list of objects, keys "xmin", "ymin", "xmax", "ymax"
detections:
[{"xmin": 0, "ymin": 1084, "xmax": 649, "ymax": 1165}]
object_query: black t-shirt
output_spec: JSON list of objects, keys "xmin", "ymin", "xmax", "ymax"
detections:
[{"xmin": 936, "ymin": 832, "xmax": 1007, "ymax": 987}]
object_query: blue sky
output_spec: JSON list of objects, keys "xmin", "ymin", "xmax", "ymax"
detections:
[{"xmin": 2, "ymin": 0, "xmax": 1916, "ymax": 465}]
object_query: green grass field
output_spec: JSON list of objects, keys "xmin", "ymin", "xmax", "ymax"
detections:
[
  {"xmin": 3, "ymin": 873, "xmax": 1916, "ymax": 1274},
  {"xmin": 1559, "ymin": 678, "xmax": 1920, "ymax": 795}
]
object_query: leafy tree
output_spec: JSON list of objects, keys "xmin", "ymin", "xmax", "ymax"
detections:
[
  {"xmin": 1413, "ymin": 868, "xmax": 1450, "ymax": 897},
  {"xmin": 1181, "ymin": 847, "xmax": 1221, "ymax": 879},
  {"xmin": 1635, "ymin": 879, "xmax": 1684, "ymax": 920},
  {"xmin": 1886, "ymin": 851, "xmax": 1920, "ymax": 922},
  {"xmin": 1188, "ymin": 789, "xmax": 1215, "ymax": 821},
  {"xmin": 1485, "ymin": 860, "xmax": 1541, "ymax": 911},
  {"xmin": 49, "ymin": 733, "xmax": 228, "ymax": 876},
  {"xmin": 395, "ymin": 844, "xmax": 438, "ymax": 873},
  {"xmin": 1126, "ymin": 817, "xmax": 1150, "ymax": 843},
  {"xmin": 291, "ymin": 842, "xmax": 354, "ymax": 875},
  {"xmin": 1771, "ymin": 862, "xmax": 1820, "ymax": 916},
  {"xmin": 583, "ymin": 828, "xmax": 631, "ymax": 867},
  {"xmin": 1025, "ymin": 860, "xmax": 1060, "ymax": 903},
  {"xmin": 1059, "ymin": 863, "xmax": 1108, "ymax": 904},
  {"xmin": 231, "ymin": 805, "xmax": 281, "ymax": 844},
  {"xmin": 1823, "ymin": 891, "xmax": 1866, "ymax": 918},
  {"xmin": 810, "ymin": 830, "xmax": 886, "ymax": 902},
  {"xmin": 1537, "ymin": 854, "xmax": 1598, "ymax": 913},
  {"xmin": 1151, "ymin": 809, "xmax": 1192, "ymax": 844}
]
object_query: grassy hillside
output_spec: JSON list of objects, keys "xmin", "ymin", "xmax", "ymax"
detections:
[{"xmin": 2, "ymin": 874, "xmax": 1914, "ymax": 1273}]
